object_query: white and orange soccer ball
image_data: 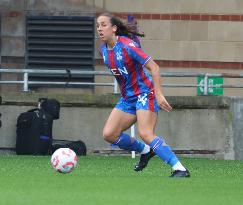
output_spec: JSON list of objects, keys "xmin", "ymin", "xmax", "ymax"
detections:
[{"xmin": 51, "ymin": 148, "xmax": 78, "ymax": 173}]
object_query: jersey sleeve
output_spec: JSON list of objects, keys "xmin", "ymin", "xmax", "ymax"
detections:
[{"xmin": 125, "ymin": 41, "xmax": 151, "ymax": 66}]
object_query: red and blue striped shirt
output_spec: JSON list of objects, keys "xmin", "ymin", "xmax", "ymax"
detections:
[{"xmin": 99, "ymin": 36, "xmax": 154, "ymax": 100}]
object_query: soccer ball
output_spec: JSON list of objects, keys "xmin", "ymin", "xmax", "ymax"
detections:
[{"xmin": 51, "ymin": 148, "xmax": 78, "ymax": 173}]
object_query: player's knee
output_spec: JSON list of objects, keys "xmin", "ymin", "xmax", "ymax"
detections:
[
  {"xmin": 138, "ymin": 129, "xmax": 153, "ymax": 143},
  {"xmin": 102, "ymin": 129, "xmax": 112, "ymax": 142},
  {"xmin": 102, "ymin": 128, "xmax": 119, "ymax": 143}
]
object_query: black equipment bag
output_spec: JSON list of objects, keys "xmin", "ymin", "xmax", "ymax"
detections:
[
  {"xmin": 39, "ymin": 98, "xmax": 60, "ymax": 120},
  {"xmin": 51, "ymin": 139, "xmax": 87, "ymax": 156},
  {"xmin": 16, "ymin": 108, "xmax": 53, "ymax": 155}
]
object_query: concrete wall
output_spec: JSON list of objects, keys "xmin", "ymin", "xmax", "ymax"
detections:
[
  {"xmin": 231, "ymin": 98, "xmax": 243, "ymax": 160},
  {"xmin": 1, "ymin": 93, "xmax": 243, "ymax": 160}
]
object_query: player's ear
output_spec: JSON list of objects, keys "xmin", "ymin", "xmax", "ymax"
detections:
[{"xmin": 112, "ymin": 25, "xmax": 117, "ymax": 33}]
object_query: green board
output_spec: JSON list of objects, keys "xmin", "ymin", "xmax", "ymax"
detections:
[{"xmin": 197, "ymin": 76, "xmax": 224, "ymax": 95}]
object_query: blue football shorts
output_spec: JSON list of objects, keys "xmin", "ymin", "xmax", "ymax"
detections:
[{"xmin": 115, "ymin": 91, "xmax": 159, "ymax": 115}]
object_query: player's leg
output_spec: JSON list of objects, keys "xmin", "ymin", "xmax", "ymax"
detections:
[
  {"xmin": 136, "ymin": 109, "xmax": 190, "ymax": 177},
  {"xmin": 103, "ymin": 107, "xmax": 136, "ymax": 143},
  {"xmin": 134, "ymin": 92, "xmax": 157, "ymax": 172},
  {"xmin": 103, "ymin": 108, "xmax": 149, "ymax": 153}
]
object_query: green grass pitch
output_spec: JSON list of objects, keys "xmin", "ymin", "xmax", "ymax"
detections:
[{"xmin": 0, "ymin": 155, "xmax": 242, "ymax": 205}]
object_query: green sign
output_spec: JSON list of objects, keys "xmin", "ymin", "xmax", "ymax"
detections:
[{"xmin": 197, "ymin": 77, "xmax": 224, "ymax": 95}]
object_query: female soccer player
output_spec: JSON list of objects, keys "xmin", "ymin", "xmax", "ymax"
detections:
[{"xmin": 97, "ymin": 13, "xmax": 190, "ymax": 177}]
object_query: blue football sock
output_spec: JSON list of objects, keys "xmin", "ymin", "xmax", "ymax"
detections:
[
  {"xmin": 112, "ymin": 133, "xmax": 145, "ymax": 153},
  {"xmin": 149, "ymin": 136, "xmax": 179, "ymax": 167}
]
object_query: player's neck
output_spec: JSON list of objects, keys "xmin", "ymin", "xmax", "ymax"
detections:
[{"xmin": 107, "ymin": 36, "xmax": 118, "ymax": 50}]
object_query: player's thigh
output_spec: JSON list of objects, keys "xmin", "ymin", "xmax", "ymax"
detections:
[
  {"xmin": 136, "ymin": 109, "xmax": 158, "ymax": 144},
  {"xmin": 103, "ymin": 108, "xmax": 137, "ymax": 142}
]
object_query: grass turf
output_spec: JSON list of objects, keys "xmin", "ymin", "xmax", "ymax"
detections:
[{"xmin": 0, "ymin": 155, "xmax": 242, "ymax": 205}]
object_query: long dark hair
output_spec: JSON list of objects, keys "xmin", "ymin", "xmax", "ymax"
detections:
[{"xmin": 98, "ymin": 13, "xmax": 145, "ymax": 39}]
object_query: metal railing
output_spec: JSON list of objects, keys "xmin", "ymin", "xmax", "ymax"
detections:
[
  {"xmin": 1, "ymin": 68, "xmax": 243, "ymax": 158},
  {"xmin": 1, "ymin": 68, "xmax": 243, "ymax": 95}
]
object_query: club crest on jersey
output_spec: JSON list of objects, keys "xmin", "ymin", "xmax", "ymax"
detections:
[{"xmin": 116, "ymin": 51, "xmax": 123, "ymax": 61}]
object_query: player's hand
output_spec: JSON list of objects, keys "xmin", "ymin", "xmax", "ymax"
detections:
[{"xmin": 156, "ymin": 94, "xmax": 172, "ymax": 112}]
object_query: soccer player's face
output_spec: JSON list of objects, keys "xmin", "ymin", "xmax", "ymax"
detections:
[{"xmin": 97, "ymin": 16, "xmax": 116, "ymax": 42}]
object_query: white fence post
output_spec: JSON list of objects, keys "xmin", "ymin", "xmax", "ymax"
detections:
[
  {"xmin": 23, "ymin": 72, "xmax": 29, "ymax": 92},
  {"xmin": 203, "ymin": 74, "xmax": 208, "ymax": 95},
  {"xmin": 114, "ymin": 79, "xmax": 118, "ymax": 94},
  {"xmin": 131, "ymin": 125, "xmax": 136, "ymax": 158}
]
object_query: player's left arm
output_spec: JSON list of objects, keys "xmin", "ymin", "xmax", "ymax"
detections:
[
  {"xmin": 145, "ymin": 60, "xmax": 172, "ymax": 112},
  {"xmin": 125, "ymin": 41, "xmax": 172, "ymax": 112}
]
